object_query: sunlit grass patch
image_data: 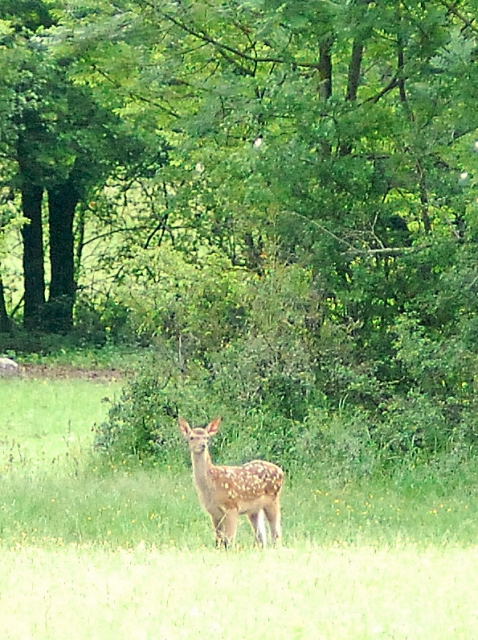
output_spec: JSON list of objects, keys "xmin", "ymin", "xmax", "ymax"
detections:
[
  {"xmin": 2, "ymin": 544, "xmax": 478, "ymax": 639},
  {"xmin": 0, "ymin": 378, "xmax": 120, "ymax": 466}
]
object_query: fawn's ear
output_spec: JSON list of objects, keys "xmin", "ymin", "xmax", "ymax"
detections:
[
  {"xmin": 178, "ymin": 417, "xmax": 191, "ymax": 438},
  {"xmin": 206, "ymin": 416, "xmax": 222, "ymax": 436}
]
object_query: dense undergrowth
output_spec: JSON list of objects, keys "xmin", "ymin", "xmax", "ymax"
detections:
[
  {"xmin": 3, "ymin": 256, "xmax": 477, "ymax": 478},
  {"xmin": 86, "ymin": 253, "xmax": 478, "ymax": 478}
]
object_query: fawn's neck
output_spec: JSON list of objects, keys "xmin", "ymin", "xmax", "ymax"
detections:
[{"xmin": 191, "ymin": 449, "xmax": 214, "ymax": 493}]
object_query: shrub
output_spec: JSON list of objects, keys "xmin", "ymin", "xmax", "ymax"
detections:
[
  {"xmin": 296, "ymin": 407, "xmax": 380, "ymax": 478},
  {"xmin": 94, "ymin": 255, "xmax": 478, "ymax": 476}
]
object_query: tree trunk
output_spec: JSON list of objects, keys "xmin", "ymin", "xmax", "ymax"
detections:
[
  {"xmin": 318, "ymin": 37, "xmax": 333, "ymax": 101},
  {"xmin": 345, "ymin": 39, "xmax": 364, "ymax": 102},
  {"xmin": 20, "ymin": 181, "xmax": 46, "ymax": 330},
  {"xmin": 0, "ymin": 275, "xmax": 12, "ymax": 333},
  {"xmin": 318, "ymin": 36, "xmax": 333, "ymax": 156},
  {"xmin": 339, "ymin": 38, "xmax": 365, "ymax": 156},
  {"xmin": 45, "ymin": 179, "xmax": 79, "ymax": 333}
]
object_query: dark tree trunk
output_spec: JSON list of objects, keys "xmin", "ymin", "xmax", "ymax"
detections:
[
  {"xmin": 318, "ymin": 36, "xmax": 333, "ymax": 156},
  {"xmin": 345, "ymin": 39, "xmax": 364, "ymax": 103},
  {"xmin": 339, "ymin": 38, "xmax": 365, "ymax": 156},
  {"xmin": 45, "ymin": 179, "xmax": 79, "ymax": 333},
  {"xmin": 20, "ymin": 181, "xmax": 46, "ymax": 330},
  {"xmin": 318, "ymin": 37, "xmax": 333, "ymax": 101},
  {"xmin": 0, "ymin": 275, "xmax": 12, "ymax": 332}
]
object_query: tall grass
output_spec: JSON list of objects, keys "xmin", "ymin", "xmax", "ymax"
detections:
[
  {"xmin": 2, "ymin": 462, "xmax": 478, "ymax": 548},
  {"xmin": 1, "ymin": 375, "xmax": 478, "ymax": 550}
]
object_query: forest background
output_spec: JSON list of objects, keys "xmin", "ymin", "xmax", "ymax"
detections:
[{"xmin": 2, "ymin": 0, "xmax": 478, "ymax": 475}]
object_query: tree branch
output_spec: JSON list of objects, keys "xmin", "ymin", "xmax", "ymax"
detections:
[
  {"xmin": 283, "ymin": 210, "xmax": 356, "ymax": 251},
  {"xmin": 284, "ymin": 210, "xmax": 429, "ymax": 259},
  {"xmin": 362, "ymin": 75, "xmax": 399, "ymax": 104},
  {"xmin": 91, "ymin": 64, "xmax": 179, "ymax": 118},
  {"xmin": 160, "ymin": 11, "xmax": 323, "ymax": 70},
  {"xmin": 344, "ymin": 246, "xmax": 428, "ymax": 257},
  {"xmin": 438, "ymin": 0, "xmax": 478, "ymax": 34},
  {"xmin": 81, "ymin": 225, "xmax": 153, "ymax": 247}
]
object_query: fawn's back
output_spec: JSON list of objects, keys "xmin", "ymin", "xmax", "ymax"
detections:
[{"xmin": 207, "ymin": 459, "xmax": 284, "ymax": 514}]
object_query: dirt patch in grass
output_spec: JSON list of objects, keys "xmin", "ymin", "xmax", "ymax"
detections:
[{"xmin": 18, "ymin": 363, "xmax": 125, "ymax": 381}]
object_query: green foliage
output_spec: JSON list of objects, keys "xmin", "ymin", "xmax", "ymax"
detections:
[
  {"xmin": 94, "ymin": 261, "xmax": 321, "ymax": 467},
  {"xmin": 95, "ymin": 368, "xmax": 183, "ymax": 463},
  {"xmin": 297, "ymin": 407, "xmax": 379, "ymax": 479},
  {"xmin": 94, "ymin": 252, "xmax": 478, "ymax": 474},
  {"xmin": 118, "ymin": 248, "xmax": 249, "ymax": 349}
]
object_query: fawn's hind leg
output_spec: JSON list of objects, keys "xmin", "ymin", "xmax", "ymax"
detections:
[
  {"xmin": 248, "ymin": 510, "xmax": 267, "ymax": 547},
  {"xmin": 264, "ymin": 499, "xmax": 282, "ymax": 543}
]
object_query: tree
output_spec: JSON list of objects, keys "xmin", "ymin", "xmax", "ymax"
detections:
[
  {"xmin": 0, "ymin": 0, "xmax": 169, "ymax": 332},
  {"xmin": 56, "ymin": 1, "xmax": 478, "ymax": 384},
  {"xmin": 2, "ymin": 0, "xmax": 478, "ymax": 360}
]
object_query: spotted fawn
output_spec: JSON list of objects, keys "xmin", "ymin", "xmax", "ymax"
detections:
[{"xmin": 179, "ymin": 416, "xmax": 284, "ymax": 548}]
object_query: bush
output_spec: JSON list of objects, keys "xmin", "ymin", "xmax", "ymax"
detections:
[
  {"xmin": 94, "ymin": 255, "xmax": 478, "ymax": 476},
  {"xmin": 94, "ymin": 352, "xmax": 303, "ymax": 469},
  {"xmin": 296, "ymin": 407, "xmax": 380, "ymax": 478}
]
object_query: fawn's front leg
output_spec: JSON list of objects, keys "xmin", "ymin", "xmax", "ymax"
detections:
[
  {"xmin": 210, "ymin": 509, "xmax": 238, "ymax": 548},
  {"xmin": 210, "ymin": 509, "xmax": 227, "ymax": 547}
]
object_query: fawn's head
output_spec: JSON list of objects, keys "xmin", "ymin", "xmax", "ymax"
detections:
[{"xmin": 179, "ymin": 417, "xmax": 222, "ymax": 455}]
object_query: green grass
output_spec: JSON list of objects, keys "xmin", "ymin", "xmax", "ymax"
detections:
[
  {"xmin": 2, "ymin": 375, "xmax": 478, "ymax": 638},
  {"xmin": 18, "ymin": 343, "xmax": 151, "ymax": 370},
  {"xmin": 1, "ymin": 377, "xmax": 478, "ymax": 549},
  {"xmin": 0, "ymin": 377, "xmax": 120, "ymax": 465}
]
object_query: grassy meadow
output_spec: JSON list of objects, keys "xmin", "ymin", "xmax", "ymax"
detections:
[{"xmin": 1, "ymin": 372, "xmax": 478, "ymax": 639}]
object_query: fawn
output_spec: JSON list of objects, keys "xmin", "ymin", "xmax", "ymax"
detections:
[{"xmin": 179, "ymin": 416, "xmax": 284, "ymax": 548}]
